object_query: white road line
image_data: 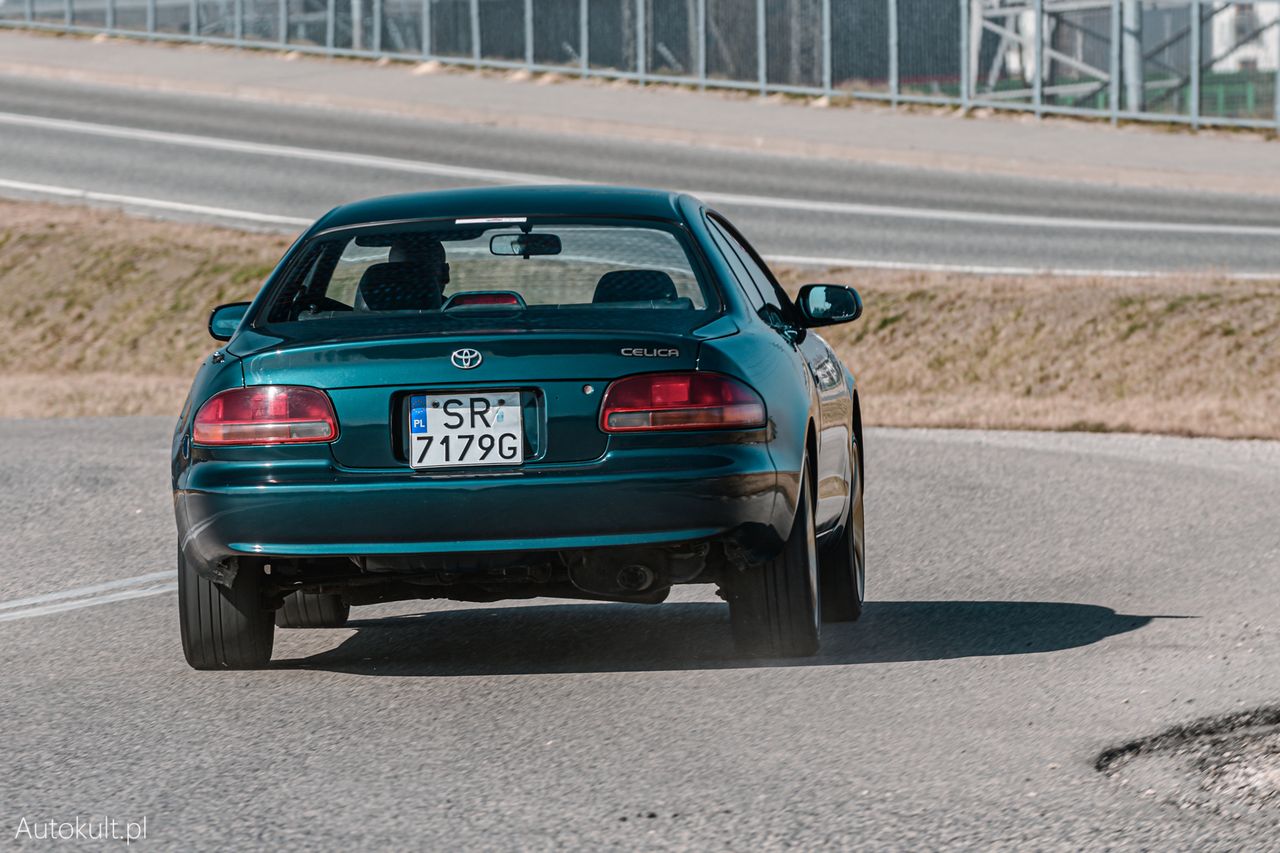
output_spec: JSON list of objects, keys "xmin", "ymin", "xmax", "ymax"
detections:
[
  {"xmin": 764, "ymin": 253, "xmax": 1280, "ymax": 280},
  {"xmin": 0, "ymin": 177, "xmax": 312, "ymax": 226},
  {"xmin": 0, "ymin": 584, "xmax": 177, "ymax": 623},
  {"xmin": 0, "ymin": 570, "xmax": 174, "ymax": 612},
  {"xmin": 3, "ymin": 108, "xmax": 1280, "ymax": 238},
  {"xmin": 0, "ymin": 110, "xmax": 559, "ymax": 184},
  {"xmin": 694, "ymin": 191, "xmax": 1280, "ymax": 237},
  {"xmin": 2, "ymin": 178, "xmax": 1268, "ymax": 278}
]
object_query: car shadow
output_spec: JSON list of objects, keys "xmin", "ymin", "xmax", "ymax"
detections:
[{"xmin": 276, "ymin": 600, "xmax": 1186, "ymax": 676}]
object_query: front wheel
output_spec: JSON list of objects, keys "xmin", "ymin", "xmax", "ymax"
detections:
[
  {"xmin": 820, "ymin": 449, "xmax": 865, "ymax": 623},
  {"xmin": 178, "ymin": 551, "xmax": 275, "ymax": 670},
  {"xmin": 725, "ymin": 464, "xmax": 821, "ymax": 657}
]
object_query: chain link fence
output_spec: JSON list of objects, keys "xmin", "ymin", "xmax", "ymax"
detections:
[{"xmin": 3, "ymin": 0, "xmax": 1278, "ymax": 128}]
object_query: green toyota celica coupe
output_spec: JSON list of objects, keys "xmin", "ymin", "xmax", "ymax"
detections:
[{"xmin": 173, "ymin": 185, "xmax": 865, "ymax": 669}]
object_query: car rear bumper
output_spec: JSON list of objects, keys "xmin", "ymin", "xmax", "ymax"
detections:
[{"xmin": 175, "ymin": 445, "xmax": 786, "ymax": 577}]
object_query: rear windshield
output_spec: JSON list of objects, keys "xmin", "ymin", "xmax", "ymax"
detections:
[{"xmin": 256, "ymin": 217, "xmax": 716, "ymax": 339}]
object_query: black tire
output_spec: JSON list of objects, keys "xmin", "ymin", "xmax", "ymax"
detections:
[
  {"xmin": 275, "ymin": 591, "xmax": 350, "ymax": 629},
  {"xmin": 820, "ymin": 449, "xmax": 866, "ymax": 623},
  {"xmin": 178, "ymin": 550, "xmax": 274, "ymax": 670},
  {"xmin": 726, "ymin": 464, "xmax": 821, "ymax": 657}
]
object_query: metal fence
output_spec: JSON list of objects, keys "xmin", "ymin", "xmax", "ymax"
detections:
[{"xmin": 4, "ymin": 0, "xmax": 1280, "ymax": 129}]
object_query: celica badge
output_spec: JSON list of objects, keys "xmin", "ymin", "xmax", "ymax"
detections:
[{"xmin": 620, "ymin": 347, "xmax": 680, "ymax": 357}]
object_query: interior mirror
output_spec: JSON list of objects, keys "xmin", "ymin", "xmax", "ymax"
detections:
[
  {"xmin": 490, "ymin": 232, "xmax": 562, "ymax": 257},
  {"xmin": 796, "ymin": 284, "xmax": 862, "ymax": 327},
  {"xmin": 208, "ymin": 302, "xmax": 251, "ymax": 342}
]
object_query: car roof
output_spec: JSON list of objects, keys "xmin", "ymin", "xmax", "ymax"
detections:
[{"xmin": 311, "ymin": 185, "xmax": 700, "ymax": 233}]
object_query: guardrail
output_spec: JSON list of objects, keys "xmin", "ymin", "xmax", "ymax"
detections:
[{"xmin": 4, "ymin": 0, "xmax": 1278, "ymax": 130}]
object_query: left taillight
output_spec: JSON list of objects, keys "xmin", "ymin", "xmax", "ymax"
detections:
[{"xmin": 192, "ymin": 386, "xmax": 339, "ymax": 446}]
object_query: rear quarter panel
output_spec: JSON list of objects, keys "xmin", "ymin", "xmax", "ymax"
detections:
[
  {"xmin": 696, "ymin": 325, "xmax": 812, "ymax": 537},
  {"xmin": 171, "ymin": 353, "xmax": 246, "ymax": 487},
  {"xmin": 680, "ymin": 196, "xmax": 818, "ymax": 534}
]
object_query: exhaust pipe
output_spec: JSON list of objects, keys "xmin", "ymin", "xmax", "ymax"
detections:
[
  {"xmin": 567, "ymin": 543, "xmax": 707, "ymax": 597},
  {"xmin": 615, "ymin": 564, "xmax": 656, "ymax": 592},
  {"xmin": 569, "ymin": 551, "xmax": 664, "ymax": 596}
]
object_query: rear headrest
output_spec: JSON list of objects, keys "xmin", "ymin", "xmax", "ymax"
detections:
[
  {"xmin": 593, "ymin": 270, "xmax": 678, "ymax": 303},
  {"xmin": 355, "ymin": 262, "xmax": 443, "ymax": 312}
]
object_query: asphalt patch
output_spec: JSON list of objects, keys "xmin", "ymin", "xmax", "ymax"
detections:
[{"xmin": 1097, "ymin": 707, "xmax": 1280, "ymax": 825}]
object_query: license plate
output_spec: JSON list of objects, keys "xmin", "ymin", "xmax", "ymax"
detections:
[{"xmin": 408, "ymin": 392, "xmax": 524, "ymax": 469}]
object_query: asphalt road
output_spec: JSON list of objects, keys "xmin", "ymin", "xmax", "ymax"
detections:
[
  {"xmin": 2, "ymin": 417, "xmax": 1278, "ymax": 848},
  {"xmin": 4, "ymin": 75, "xmax": 1280, "ymax": 275}
]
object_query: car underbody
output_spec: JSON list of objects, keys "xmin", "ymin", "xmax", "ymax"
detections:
[{"xmin": 216, "ymin": 527, "xmax": 795, "ymax": 612}]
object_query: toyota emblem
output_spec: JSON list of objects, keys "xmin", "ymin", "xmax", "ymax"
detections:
[{"xmin": 450, "ymin": 348, "xmax": 483, "ymax": 370}]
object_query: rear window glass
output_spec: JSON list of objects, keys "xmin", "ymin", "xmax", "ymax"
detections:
[{"xmin": 257, "ymin": 218, "xmax": 715, "ymax": 338}]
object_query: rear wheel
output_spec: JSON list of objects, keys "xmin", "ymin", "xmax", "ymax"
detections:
[
  {"xmin": 726, "ymin": 464, "xmax": 821, "ymax": 657},
  {"xmin": 276, "ymin": 591, "xmax": 350, "ymax": 629},
  {"xmin": 820, "ymin": 450, "xmax": 865, "ymax": 622},
  {"xmin": 178, "ymin": 550, "xmax": 275, "ymax": 670}
]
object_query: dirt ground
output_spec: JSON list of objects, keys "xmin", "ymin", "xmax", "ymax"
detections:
[
  {"xmin": 772, "ymin": 266, "xmax": 1280, "ymax": 439},
  {"xmin": 1, "ymin": 199, "xmax": 1277, "ymax": 438}
]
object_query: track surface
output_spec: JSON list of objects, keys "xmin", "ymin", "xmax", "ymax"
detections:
[
  {"xmin": 4, "ymin": 75, "xmax": 1280, "ymax": 274},
  {"xmin": 2, "ymin": 418, "xmax": 1278, "ymax": 848}
]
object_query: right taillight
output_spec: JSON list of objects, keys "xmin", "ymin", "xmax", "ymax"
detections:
[
  {"xmin": 192, "ymin": 386, "xmax": 339, "ymax": 446},
  {"xmin": 600, "ymin": 372, "xmax": 766, "ymax": 432}
]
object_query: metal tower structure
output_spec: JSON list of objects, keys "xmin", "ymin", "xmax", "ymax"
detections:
[{"xmin": 974, "ymin": 0, "xmax": 1280, "ymax": 115}]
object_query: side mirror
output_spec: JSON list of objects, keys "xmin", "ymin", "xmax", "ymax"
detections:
[
  {"xmin": 796, "ymin": 284, "xmax": 862, "ymax": 327},
  {"xmin": 208, "ymin": 302, "xmax": 251, "ymax": 342}
]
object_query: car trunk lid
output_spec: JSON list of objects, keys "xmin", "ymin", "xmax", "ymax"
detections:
[{"xmin": 239, "ymin": 330, "xmax": 704, "ymax": 468}]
